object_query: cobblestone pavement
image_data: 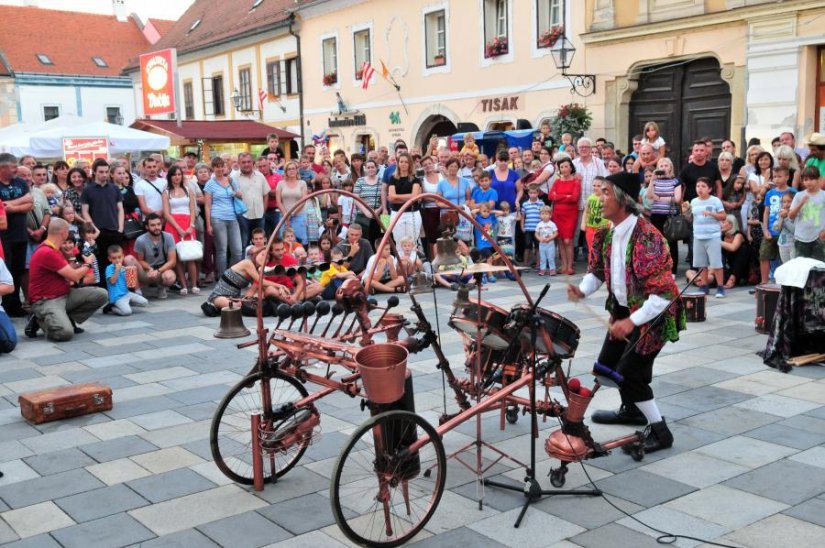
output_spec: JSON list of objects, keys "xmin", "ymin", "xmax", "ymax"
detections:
[{"xmin": 1, "ymin": 271, "xmax": 825, "ymax": 547}]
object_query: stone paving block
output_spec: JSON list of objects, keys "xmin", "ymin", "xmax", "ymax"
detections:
[
  {"xmin": 0, "ymin": 440, "xmax": 34, "ymax": 462},
  {"xmin": 0, "ymin": 533, "xmax": 63, "ymax": 548},
  {"xmin": 0, "ymin": 518, "xmax": 18, "ymax": 543},
  {"xmin": 160, "ymin": 370, "xmax": 241, "ymax": 392},
  {"xmin": 778, "ymin": 413, "xmax": 825, "ymax": 435},
  {"xmin": 251, "ymin": 466, "xmax": 330, "ymax": 505},
  {"xmin": 639, "ymin": 451, "xmax": 748, "ymax": 489},
  {"xmin": 659, "ymin": 366, "xmax": 739, "ymax": 388},
  {"xmin": 112, "ymin": 382, "xmax": 173, "ymax": 403},
  {"xmin": 712, "ymin": 369, "xmax": 811, "ymax": 396},
  {"xmin": 50, "ymin": 512, "xmax": 156, "ymax": 548},
  {"xmin": 29, "ymin": 352, "xmax": 93, "ymax": 367},
  {"xmin": 187, "ymin": 461, "xmax": 234, "ymax": 486},
  {"xmin": 61, "ymin": 364, "xmax": 138, "ymax": 384},
  {"xmin": 0, "ymin": 368, "xmax": 42, "ymax": 384},
  {"xmin": 0, "ymin": 422, "xmax": 41, "ymax": 442},
  {"xmin": 82, "ymin": 418, "xmax": 147, "ymax": 441},
  {"xmin": 775, "ymin": 382, "xmax": 825, "ymax": 404},
  {"xmin": 175, "ymin": 402, "xmax": 217, "ymax": 421},
  {"xmin": 412, "ymin": 526, "xmax": 507, "ymax": 548},
  {"xmin": 659, "ymin": 385, "xmax": 750, "ymax": 412},
  {"xmin": 54, "ymin": 483, "xmax": 149, "ymax": 523},
  {"xmin": 32, "ymin": 411, "xmax": 111, "ymax": 435},
  {"xmin": 126, "ymin": 468, "xmax": 217, "ymax": 503},
  {"xmin": 789, "ymin": 446, "xmax": 825, "ymax": 469},
  {"xmin": 744, "ymin": 422, "xmax": 825, "ymax": 450},
  {"xmin": 733, "ymin": 393, "xmax": 821, "ymax": 417},
  {"xmin": 131, "ymin": 446, "xmax": 205, "ymax": 474},
  {"xmin": 695, "ymin": 435, "xmax": 796, "ymax": 468},
  {"xmin": 467, "ymin": 507, "xmax": 584, "ymax": 547},
  {"xmin": 132, "ymin": 342, "xmax": 213, "ymax": 362},
  {"xmin": 450, "ymin": 477, "xmax": 529, "ymax": 513},
  {"xmin": 720, "ymin": 513, "xmax": 825, "ymax": 548},
  {"xmin": 86, "ymin": 458, "xmax": 152, "ymax": 486},
  {"xmin": 0, "ymin": 468, "xmax": 105, "ymax": 509},
  {"xmin": 0, "ymin": 501, "xmax": 75, "ymax": 539},
  {"xmin": 617, "ymin": 506, "xmax": 730, "ymax": 548},
  {"xmin": 4, "ymin": 375, "xmax": 70, "ymax": 394},
  {"xmin": 0, "ymin": 460, "xmax": 40, "ymax": 487},
  {"xmin": 679, "ymin": 405, "xmax": 779, "ymax": 436},
  {"xmin": 129, "ymin": 484, "xmax": 268, "ymax": 536},
  {"xmin": 570, "ymin": 522, "xmax": 663, "ymax": 548},
  {"xmin": 595, "ymin": 469, "xmax": 697, "ymax": 508},
  {"xmin": 138, "ymin": 420, "xmax": 211, "ymax": 449},
  {"xmin": 138, "ymin": 528, "xmax": 221, "ymax": 547},
  {"xmin": 22, "ymin": 448, "xmax": 96, "ymax": 476},
  {"xmin": 104, "ymin": 395, "xmax": 181, "ymax": 420},
  {"xmin": 165, "ymin": 384, "xmax": 230, "ymax": 406},
  {"xmin": 264, "ymin": 530, "xmax": 348, "ymax": 547},
  {"xmin": 198, "ymin": 510, "xmax": 292, "ymax": 547},
  {"xmin": 80, "ymin": 435, "xmax": 158, "ymax": 463},
  {"xmin": 259, "ymin": 492, "xmax": 352, "ymax": 537},
  {"xmin": 665, "ymin": 484, "xmax": 787, "ymax": 529},
  {"xmin": 723, "ymin": 460, "xmax": 825, "ymax": 506},
  {"xmin": 129, "ymin": 410, "xmax": 193, "ymax": 431},
  {"xmin": 19, "ymin": 427, "xmax": 100, "ymax": 455},
  {"xmin": 783, "ymin": 497, "xmax": 825, "ymax": 528},
  {"xmin": 534, "ymin": 491, "xmax": 643, "ymax": 530},
  {"xmin": 123, "ymin": 367, "xmax": 197, "ymax": 385}
]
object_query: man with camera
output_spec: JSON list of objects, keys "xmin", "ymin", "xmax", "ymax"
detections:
[
  {"xmin": 124, "ymin": 213, "xmax": 177, "ymax": 299},
  {"xmin": 27, "ymin": 218, "xmax": 108, "ymax": 341}
]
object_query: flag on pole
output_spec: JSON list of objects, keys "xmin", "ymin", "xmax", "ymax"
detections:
[
  {"xmin": 258, "ymin": 88, "xmax": 268, "ymax": 110},
  {"xmin": 360, "ymin": 62, "xmax": 375, "ymax": 90},
  {"xmin": 379, "ymin": 59, "xmax": 390, "ymax": 81}
]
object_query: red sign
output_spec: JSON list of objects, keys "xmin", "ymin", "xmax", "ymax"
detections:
[
  {"xmin": 140, "ymin": 48, "xmax": 177, "ymax": 116},
  {"xmin": 63, "ymin": 138, "xmax": 109, "ymax": 167}
]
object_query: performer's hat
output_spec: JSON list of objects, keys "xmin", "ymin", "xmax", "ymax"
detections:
[
  {"xmin": 606, "ymin": 171, "xmax": 640, "ymax": 200},
  {"xmin": 807, "ymin": 132, "xmax": 825, "ymax": 146}
]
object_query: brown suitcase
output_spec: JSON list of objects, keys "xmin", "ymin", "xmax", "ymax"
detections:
[{"xmin": 18, "ymin": 383, "xmax": 113, "ymax": 424}]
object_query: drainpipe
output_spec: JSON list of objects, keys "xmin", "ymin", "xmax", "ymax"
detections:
[{"xmin": 288, "ymin": 12, "xmax": 305, "ymax": 147}]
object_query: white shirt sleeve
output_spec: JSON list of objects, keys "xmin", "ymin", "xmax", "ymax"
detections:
[
  {"xmin": 578, "ymin": 273, "xmax": 603, "ymax": 297},
  {"xmin": 629, "ymin": 294, "xmax": 671, "ymax": 326}
]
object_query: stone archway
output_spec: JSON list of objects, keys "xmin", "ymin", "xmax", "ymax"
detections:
[{"xmin": 412, "ymin": 105, "xmax": 460, "ymax": 150}]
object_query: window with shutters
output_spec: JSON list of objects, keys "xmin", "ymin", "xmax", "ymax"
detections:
[{"xmin": 266, "ymin": 60, "xmax": 280, "ymax": 97}]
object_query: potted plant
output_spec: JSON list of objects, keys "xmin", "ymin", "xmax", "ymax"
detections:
[
  {"xmin": 323, "ymin": 71, "xmax": 337, "ymax": 86},
  {"xmin": 548, "ymin": 103, "xmax": 593, "ymax": 144},
  {"xmin": 433, "ymin": 54, "xmax": 446, "ymax": 66},
  {"xmin": 538, "ymin": 25, "xmax": 564, "ymax": 48},
  {"xmin": 485, "ymin": 36, "xmax": 508, "ymax": 58},
  {"xmin": 355, "ymin": 67, "xmax": 364, "ymax": 80}
]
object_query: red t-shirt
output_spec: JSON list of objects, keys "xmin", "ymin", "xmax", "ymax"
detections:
[
  {"xmin": 265, "ymin": 253, "xmax": 298, "ymax": 289},
  {"xmin": 29, "ymin": 242, "xmax": 70, "ymax": 303},
  {"xmin": 265, "ymin": 172, "xmax": 282, "ymax": 210}
]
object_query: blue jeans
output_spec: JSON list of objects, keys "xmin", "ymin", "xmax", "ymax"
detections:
[
  {"xmin": 0, "ymin": 310, "xmax": 17, "ymax": 353},
  {"xmin": 539, "ymin": 242, "xmax": 556, "ymax": 271},
  {"xmin": 212, "ymin": 218, "xmax": 243, "ymax": 275},
  {"xmin": 264, "ymin": 209, "xmax": 281, "ymax": 238},
  {"xmin": 239, "ymin": 216, "xmax": 264, "ymax": 247}
]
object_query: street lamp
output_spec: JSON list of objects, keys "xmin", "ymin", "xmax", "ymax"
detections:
[
  {"xmin": 231, "ymin": 88, "xmax": 261, "ymax": 117},
  {"xmin": 550, "ymin": 35, "xmax": 596, "ymax": 97}
]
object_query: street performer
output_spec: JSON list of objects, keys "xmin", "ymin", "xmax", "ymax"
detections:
[{"xmin": 567, "ymin": 171, "xmax": 685, "ymax": 453}]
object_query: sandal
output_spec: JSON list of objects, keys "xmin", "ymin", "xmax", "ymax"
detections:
[
  {"xmin": 180, "ymin": 288, "xmax": 188, "ymax": 296},
  {"xmin": 191, "ymin": 286, "xmax": 200, "ymax": 295},
  {"xmin": 724, "ymin": 277, "xmax": 736, "ymax": 289}
]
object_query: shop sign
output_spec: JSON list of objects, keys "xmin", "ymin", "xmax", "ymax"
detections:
[
  {"xmin": 140, "ymin": 48, "xmax": 177, "ymax": 116},
  {"xmin": 329, "ymin": 114, "xmax": 367, "ymax": 127},
  {"xmin": 63, "ymin": 137, "xmax": 108, "ymax": 166},
  {"xmin": 480, "ymin": 95, "xmax": 524, "ymax": 113}
]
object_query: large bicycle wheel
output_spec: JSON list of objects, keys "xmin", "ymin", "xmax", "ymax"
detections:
[
  {"xmin": 210, "ymin": 370, "xmax": 312, "ymax": 485},
  {"xmin": 331, "ymin": 410, "xmax": 446, "ymax": 547}
]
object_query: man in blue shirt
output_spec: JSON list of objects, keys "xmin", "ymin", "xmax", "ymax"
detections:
[{"xmin": 0, "ymin": 153, "xmax": 33, "ymax": 316}]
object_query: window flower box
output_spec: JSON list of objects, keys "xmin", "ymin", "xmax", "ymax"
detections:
[
  {"xmin": 433, "ymin": 54, "xmax": 446, "ymax": 66},
  {"xmin": 323, "ymin": 71, "xmax": 337, "ymax": 86},
  {"xmin": 538, "ymin": 26, "xmax": 564, "ymax": 49},
  {"xmin": 485, "ymin": 36, "xmax": 508, "ymax": 58}
]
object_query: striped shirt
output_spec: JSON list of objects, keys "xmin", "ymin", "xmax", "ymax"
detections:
[
  {"xmin": 649, "ymin": 178, "xmax": 681, "ymax": 215},
  {"xmin": 521, "ymin": 199, "xmax": 543, "ymax": 231}
]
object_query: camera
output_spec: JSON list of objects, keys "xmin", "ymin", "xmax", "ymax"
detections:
[
  {"xmin": 415, "ymin": 168, "xmax": 425, "ymax": 178},
  {"xmin": 82, "ymin": 243, "xmax": 97, "ymax": 257},
  {"xmin": 654, "ymin": 170, "xmax": 665, "ymax": 176}
]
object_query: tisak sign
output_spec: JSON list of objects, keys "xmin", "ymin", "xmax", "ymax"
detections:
[{"xmin": 140, "ymin": 48, "xmax": 177, "ymax": 116}]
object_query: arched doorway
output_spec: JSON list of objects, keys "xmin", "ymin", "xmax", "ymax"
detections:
[
  {"xmin": 414, "ymin": 115, "xmax": 458, "ymax": 150},
  {"xmin": 629, "ymin": 57, "xmax": 731, "ymax": 170}
]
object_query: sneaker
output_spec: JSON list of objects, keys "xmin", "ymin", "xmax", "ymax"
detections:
[
  {"xmin": 157, "ymin": 286, "xmax": 168, "ymax": 300},
  {"xmin": 698, "ymin": 285, "xmax": 709, "ymax": 296},
  {"xmin": 191, "ymin": 286, "xmax": 201, "ymax": 295},
  {"xmin": 24, "ymin": 314, "xmax": 40, "ymax": 338},
  {"xmin": 715, "ymin": 287, "xmax": 726, "ymax": 299},
  {"xmin": 135, "ymin": 288, "xmax": 143, "ymax": 296},
  {"xmin": 481, "ymin": 274, "xmax": 489, "ymax": 284},
  {"xmin": 547, "ymin": 269, "xmax": 556, "ymax": 276},
  {"xmin": 179, "ymin": 288, "xmax": 188, "ymax": 296},
  {"xmin": 102, "ymin": 303, "xmax": 114, "ymax": 315},
  {"xmin": 487, "ymin": 275, "xmax": 496, "ymax": 283},
  {"xmin": 201, "ymin": 301, "xmax": 220, "ymax": 317},
  {"xmin": 171, "ymin": 282, "xmax": 183, "ymax": 291},
  {"xmin": 538, "ymin": 270, "xmax": 546, "ymax": 276}
]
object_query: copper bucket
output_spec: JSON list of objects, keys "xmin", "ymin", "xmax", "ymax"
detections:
[
  {"xmin": 125, "ymin": 266, "xmax": 138, "ymax": 289},
  {"xmin": 355, "ymin": 344, "xmax": 408, "ymax": 404},
  {"xmin": 565, "ymin": 390, "xmax": 593, "ymax": 423}
]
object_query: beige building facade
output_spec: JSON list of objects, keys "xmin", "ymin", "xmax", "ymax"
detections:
[{"xmin": 296, "ymin": 0, "xmax": 581, "ymax": 154}]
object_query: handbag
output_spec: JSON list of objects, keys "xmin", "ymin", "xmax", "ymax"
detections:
[
  {"xmin": 227, "ymin": 180, "xmax": 248, "ymax": 216},
  {"xmin": 662, "ymin": 201, "xmax": 691, "ymax": 241},
  {"xmin": 123, "ymin": 217, "xmax": 145, "ymax": 240},
  {"xmin": 176, "ymin": 236, "xmax": 203, "ymax": 261}
]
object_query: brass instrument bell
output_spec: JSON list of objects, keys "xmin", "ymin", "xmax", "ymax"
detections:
[
  {"xmin": 431, "ymin": 237, "xmax": 462, "ymax": 269},
  {"xmin": 214, "ymin": 301, "xmax": 251, "ymax": 339}
]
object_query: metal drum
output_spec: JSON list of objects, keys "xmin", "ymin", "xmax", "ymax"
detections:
[
  {"xmin": 755, "ymin": 283, "xmax": 780, "ymax": 334},
  {"xmin": 449, "ymin": 298, "xmax": 511, "ymax": 349},
  {"xmin": 681, "ymin": 293, "xmax": 706, "ymax": 322}
]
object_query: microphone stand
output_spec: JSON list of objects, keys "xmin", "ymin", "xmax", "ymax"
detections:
[{"xmin": 483, "ymin": 283, "xmax": 600, "ymax": 528}]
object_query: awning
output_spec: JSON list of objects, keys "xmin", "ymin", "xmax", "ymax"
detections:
[{"xmin": 129, "ymin": 119, "xmax": 299, "ymax": 146}]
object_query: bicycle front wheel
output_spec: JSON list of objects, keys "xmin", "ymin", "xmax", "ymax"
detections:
[
  {"xmin": 331, "ymin": 410, "xmax": 446, "ymax": 547},
  {"xmin": 210, "ymin": 370, "xmax": 311, "ymax": 484}
]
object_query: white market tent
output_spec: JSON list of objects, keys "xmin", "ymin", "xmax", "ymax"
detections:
[{"xmin": 0, "ymin": 115, "xmax": 170, "ymax": 158}]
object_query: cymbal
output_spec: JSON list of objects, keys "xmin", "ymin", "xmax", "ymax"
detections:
[{"xmin": 459, "ymin": 263, "xmax": 528, "ymax": 274}]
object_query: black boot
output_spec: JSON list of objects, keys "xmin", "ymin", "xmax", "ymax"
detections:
[
  {"xmin": 642, "ymin": 418, "xmax": 674, "ymax": 453},
  {"xmin": 591, "ymin": 404, "xmax": 647, "ymax": 426},
  {"xmin": 70, "ymin": 319, "xmax": 84, "ymax": 334},
  {"xmin": 24, "ymin": 314, "xmax": 40, "ymax": 338}
]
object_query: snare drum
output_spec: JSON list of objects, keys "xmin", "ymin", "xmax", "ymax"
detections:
[
  {"xmin": 512, "ymin": 305, "xmax": 580, "ymax": 358},
  {"xmin": 449, "ymin": 298, "xmax": 511, "ymax": 349},
  {"xmin": 755, "ymin": 283, "xmax": 780, "ymax": 334},
  {"xmin": 681, "ymin": 293, "xmax": 706, "ymax": 322}
]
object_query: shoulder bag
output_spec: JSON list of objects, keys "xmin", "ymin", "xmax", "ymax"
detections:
[
  {"xmin": 176, "ymin": 234, "xmax": 203, "ymax": 262},
  {"xmin": 662, "ymin": 197, "xmax": 691, "ymax": 241},
  {"xmin": 228, "ymin": 180, "xmax": 248, "ymax": 216}
]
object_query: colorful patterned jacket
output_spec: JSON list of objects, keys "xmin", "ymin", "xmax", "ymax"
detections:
[{"xmin": 589, "ymin": 216, "xmax": 686, "ymax": 355}]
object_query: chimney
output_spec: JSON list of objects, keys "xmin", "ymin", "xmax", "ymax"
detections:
[{"xmin": 113, "ymin": 0, "xmax": 127, "ymax": 22}]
